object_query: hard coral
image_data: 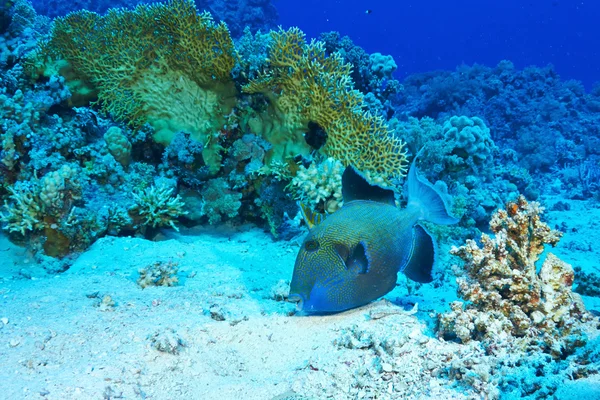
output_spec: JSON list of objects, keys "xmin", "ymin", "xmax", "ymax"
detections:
[
  {"xmin": 438, "ymin": 195, "xmax": 593, "ymax": 358},
  {"xmin": 43, "ymin": 0, "xmax": 238, "ymax": 174},
  {"xmin": 0, "ymin": 164, "xmax": 85, "ymax": 257},
  {"xmin": 130, "ymin": 184, "xmax": 186, "ymax": 231},
  {"xmin": 288, "ymin": 158, "xmax": 344, "ymax": 213},
  {"xmin": 137, "ymin": 261, "xmax": 179, "ymax": 289},
  {"xmin": 243, "ymin": 27, "xmax": 407, "ymax": 183}
]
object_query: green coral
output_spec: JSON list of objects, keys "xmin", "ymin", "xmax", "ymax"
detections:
[
  {"xmin": 42, "ymin": 0, "xmax": 238, "ymax": 174},
  {"xmin": 130, "ymin": 185, "xmax": 186, "ymax": 231}
]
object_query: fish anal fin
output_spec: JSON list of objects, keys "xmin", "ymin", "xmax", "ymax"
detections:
[{"xmin": 403, "ymin": 224, "xmax": 435, "ymax": 283}]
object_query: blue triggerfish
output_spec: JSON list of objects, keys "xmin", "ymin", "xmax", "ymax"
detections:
[{"xmin": 288, "ymin": 159, "xmax": 458, "ymax": 313}]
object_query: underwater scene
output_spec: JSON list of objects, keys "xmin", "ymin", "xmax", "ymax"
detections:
[{"xmin": 0, "ymin": 0, "xmax": 599, "ymax": 398}]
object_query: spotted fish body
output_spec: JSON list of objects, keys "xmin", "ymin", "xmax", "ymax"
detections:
[{"xmin": 289, "ymin": 160, "xmax": 457, "ymax": 313}]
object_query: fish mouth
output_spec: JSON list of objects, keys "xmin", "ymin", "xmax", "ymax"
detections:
[{"xmin": 287, "ymin": 293, "xmax": 305, "ymax": 311}]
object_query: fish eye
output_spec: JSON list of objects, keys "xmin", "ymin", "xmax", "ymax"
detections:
[{"xmin": 304, "ymin": 239, "xmax": 320, "ymax": 252}]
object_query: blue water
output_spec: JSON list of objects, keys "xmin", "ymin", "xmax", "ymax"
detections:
[{"xmin": 277, "ymin": 0, "xmax": 600, "ymax": 88}]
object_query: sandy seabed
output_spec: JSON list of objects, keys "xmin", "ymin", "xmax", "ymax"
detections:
[{"xmin": 1, "ymin": 198, "xmax": 600, "ymax": 400}]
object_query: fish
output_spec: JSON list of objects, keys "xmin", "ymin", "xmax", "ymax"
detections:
[{"xmin": 288, "ymin": 159, "xmax": 458, "ymax": 313}]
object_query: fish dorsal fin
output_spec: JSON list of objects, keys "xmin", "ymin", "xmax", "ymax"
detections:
[
  {"xmin": 299, "ymin": 203, "xmax": 326, "ymax": 230},
  {"xmin": 402, "ymin": 224, "xmax": 435, "ymax": 283},
  {"xmin": 342, "ymin": 165, "xmax": 396, "ymax": 205}
]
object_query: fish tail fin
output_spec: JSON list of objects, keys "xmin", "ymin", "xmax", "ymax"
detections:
[{"xmin": 406, "ymin": 158, "xmax": 458, "ymax": 225}]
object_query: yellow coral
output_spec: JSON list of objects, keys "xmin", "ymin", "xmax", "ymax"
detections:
[
  {"xmin": 243, "ymin": 28, "xmax": 407, "ymax": 182},
  {"xmin": 45, "ymin": 0, "xmax": 237, "ymax": 174}
]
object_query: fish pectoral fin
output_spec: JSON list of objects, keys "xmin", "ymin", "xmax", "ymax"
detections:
[
  {"xmin": 403, "ymin": 224, "xmax": 435, "ymax": 283},
  {"xmin": 334, "ymin": 242, "xmax": 370, "ymax": 274},
  {"xmin": 349, "ymin": 242, "xmax": 370, "ymax": 274},
  {"xmin": 334, "ymin": 243, "xmax": 350, "ymax": 263}
]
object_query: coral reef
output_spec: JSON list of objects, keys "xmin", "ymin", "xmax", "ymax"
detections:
[
  {"xmin": 130, "ymin": 184, "xmax": 186, "ymax": 232},
  {"xmin": 243, "ymin": 27, "xmax": 407, "ymax": 183},
  {"xmin": 41, "ymin": 0, "xmax": 238, "ymax": 173},
  {"xmin": 31, "ymin": 0, "xmax": 278, "ymax": 38},
  {"xmin": 137, "ymin": 261, "xmax": 180, "ymax": 289},
  {"xmin": 198, "ymin": 178, "xmax": 242, "ymax": 225},
  {"xmin": 318, "ymin": 31, "xmax": 403, "ymax": 118},
  {"xmin": 438, "ymin": 196, "xmax": 594, "ymax": 358},
  {"xmin": 288, "ymin": 157, "xmax": 344, "ymax": 213},
  {"xmin": 394, "ymin": 60, "xmax": 600, "ymax": 201}
]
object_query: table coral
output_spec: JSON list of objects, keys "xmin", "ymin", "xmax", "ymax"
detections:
[
  {"xmin": 243, "ymin": 27, "xmax": 407, "ymax": 183},
  {"xmin": 438, "ymin": 195, "xmax": 594, "ymax": 358},
  {"xmin": 41, "ymin": 0, "xmax": 238, "ymax": 174}
]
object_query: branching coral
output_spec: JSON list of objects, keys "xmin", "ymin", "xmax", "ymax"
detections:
[
  {"xmin": 242, "ymin": 27, "xmax": 407, "ymax": 183},
  {"xmin": 137, "ymin": 261, "xmax": 179, "ymax": 289},
  {"xmin": 0, "ymin": 164, "xmax": 84, "ymax": 256},
  {"xmin": 130, "ymin": 185, "xmax": 186, "ymax": 231},
  {"xmin": 199, "ymin": 178, "xmax": 242, "ymax": 224},
  {"xmin": 42, "ymin": 0, "xmax": 238, "ymax": 174},
  {"xmin": 438, "ymin": 195, "xmax": 593, "ymax": 358},
  {"xmin": 288, "ymin": 158, "xmax": 344, "ymax": 213},
  {"xmin": 0, "ymin": 183, "xmax": 43, "ymax": 235}
]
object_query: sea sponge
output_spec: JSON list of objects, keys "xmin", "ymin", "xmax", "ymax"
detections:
[
  {"xmin": 43, "ymin": 0, "xmax": 237, "ymax": 174},
  {"xmin": 437, "ymin": 195, "xmax": 593, "ymax": 358},
  {"xmin": 243, "ymin": 27, "xmax": 407, "ymax": 183}
]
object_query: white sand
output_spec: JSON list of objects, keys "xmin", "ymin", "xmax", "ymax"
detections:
[{"xmin": 0, "ymin": 198, "xmax": 598, "ymax": 399}]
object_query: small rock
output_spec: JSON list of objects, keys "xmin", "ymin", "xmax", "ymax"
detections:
[
  {"xmin": 9, "ymin": 338, "xmax": 20, "ymax": 347},
  {"xmin": 381, "ymin": 362, "xmax": 393, "ymax": 373},
  {"xmin": 1, "ymin": 317, "xmax": 8, "ymax": 325},
  {"xmin": 19, "ymin": 269, "xmax": 32, "ymax": 279}
]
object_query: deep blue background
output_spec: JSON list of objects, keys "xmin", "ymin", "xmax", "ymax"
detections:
[{"xmin": 276, "ymin": 0, "xmax": 600, "ymax": 89}]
